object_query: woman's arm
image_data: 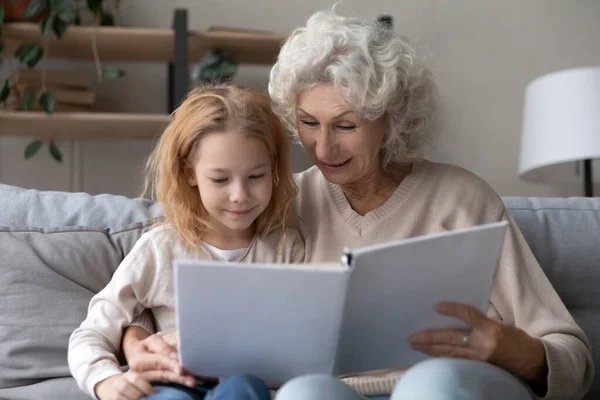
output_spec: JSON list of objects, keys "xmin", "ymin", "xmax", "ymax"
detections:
[
  {"xmin": 121, "ymin": 325, "xmax": 195, "ymax": 386},
  {"xmin": 411, "ymin": 184, "xmax": 593, "ymax": 400}
]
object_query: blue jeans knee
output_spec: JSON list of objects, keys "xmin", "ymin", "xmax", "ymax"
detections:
[
  {"xmin": 207, "ymin": 374, "xmax": 271, "ymax": 400},
  {"xmin": 277, "ymin": 374, "xmax": 365, "ymax": 400},
  {"xmin": 391, "ymin": 358, "xmax": 533, "ymax": 400}
]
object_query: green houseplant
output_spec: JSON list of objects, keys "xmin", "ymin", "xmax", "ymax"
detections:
[{"xmin": 0, "ymin": 0, "xmax": 124, "ymax": 161}]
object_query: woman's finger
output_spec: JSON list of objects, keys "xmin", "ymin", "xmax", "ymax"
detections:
[
  {"xmin": 158, "ymin": 331, "xmax": 179, "ymax": 349},
  {"xmin": 128, "ymin": 352, "xmax": 182, "ymax": 374},
  {"xmin": 436, "ymin": 302, "xmax": 487, "ymax": 328},
  {"xmin": 140, "ymin": 370, "xmax": 197, "ymax": 388},
  {"xmin": 143, "ymin": 334, "xmax": 177, "ymax": 357},
  {"xmin": 409, "ymin": 329, "xmax": 467, "ymax": 347},
  {"xmin": 410, "ymin": 343, "xmax": 481, "ymax": 360}
]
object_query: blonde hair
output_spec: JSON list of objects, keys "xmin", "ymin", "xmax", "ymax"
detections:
[
  {"xmin": 144, "ymin": 84, "xmax": 297, "ymax": 249},
  {"xmin": 269, "ymin": 9, "xmax": 438, "ymax": 169}
]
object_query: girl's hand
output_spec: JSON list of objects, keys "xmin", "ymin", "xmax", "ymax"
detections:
[
  {"xmin": 409, "ymin": 302, "xmax": 548, "ymax": 383},
  {"xmin": 122, "ymin": 326, "xmax": 196, "ymax": 388},
  {"xmin": 95, "ymin": 372, "xmax": 154, "ymax": 400}
]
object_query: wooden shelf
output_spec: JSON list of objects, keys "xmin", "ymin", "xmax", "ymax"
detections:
[
  {"xmin": 0, "ymin": 111, "xmax": 170, "ymax": 139},
  {"xmin": 2, "ymin": 23, "xmax": 285, "ymax": 65}
]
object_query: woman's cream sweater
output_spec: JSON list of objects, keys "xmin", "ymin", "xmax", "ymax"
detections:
[{"xmin": 293, "ymin": 160, "xmax": 593, "ymax": 400}]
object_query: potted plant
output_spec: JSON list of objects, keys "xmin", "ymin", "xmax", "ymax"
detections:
[{"xmin": 0, "ymin": 0, "xmax": 124, "ymax": 161}]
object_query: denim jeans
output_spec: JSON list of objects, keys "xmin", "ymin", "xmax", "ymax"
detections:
[
  {"xmin": 142, "ymin": 374, "xmax": 270, "ymax": 400},
  {"xmin": 276, "ymin": 359, "xmax": 534, "ymax": 400}
]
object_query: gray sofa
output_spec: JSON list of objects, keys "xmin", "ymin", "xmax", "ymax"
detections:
[{"xmin": 0, "ymin": 183, "xmax": 597, "ymax": 400}]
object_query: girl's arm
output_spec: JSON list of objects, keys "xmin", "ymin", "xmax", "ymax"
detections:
[{"xmin": 68, "ymin": 234, "xmax": 161, "ymax": 397}]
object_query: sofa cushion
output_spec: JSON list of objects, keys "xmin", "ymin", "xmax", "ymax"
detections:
[
  {"xmin": 0, "ymin": 183, "xmax": 163, "ymax": 229},
  {"xmin": 0, "ymin": 376, "xmax": 89, "ymax": 400},
  {"xmin": 0, "ymin": 221, "xmax": 156, "ymax": 389},
  {"xmin": 503, "ymin": 196, "xmax": 600, "ymax": 400}
]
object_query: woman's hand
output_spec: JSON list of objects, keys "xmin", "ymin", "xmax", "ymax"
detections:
[
  {"xmin": 122, "ymin": 326, "xmax": 196, "ymax": 388},
  {"xmin": 409, "ymin": 302, "xmax": 548, "ymax": 383}
]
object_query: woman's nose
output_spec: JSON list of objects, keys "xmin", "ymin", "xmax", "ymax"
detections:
[{"xmin": 314, "ymin": 127, "xmax": 338, "ymax": 161}]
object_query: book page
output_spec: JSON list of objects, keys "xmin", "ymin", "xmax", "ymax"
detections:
[
  {"xmin": 335, "ymin": 221, "xmax": 508, "ymax": 374},
  {"xmin": 174, "ymin": 260, "xmax": 350, "ymax": 383}
]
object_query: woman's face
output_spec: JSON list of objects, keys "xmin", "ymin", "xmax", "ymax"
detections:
[{"xmin": 296, "ymin": 84, "xmax": 386, "ymax": 186}]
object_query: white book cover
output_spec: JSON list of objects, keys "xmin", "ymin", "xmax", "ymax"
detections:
[{"xmin": 174, "ymin": 220, "xmax": 508, "ymax": 383}]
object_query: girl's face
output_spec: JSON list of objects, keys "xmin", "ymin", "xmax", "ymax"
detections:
[{"xmin": 188, "ymin": 131, "xmax": 273, "ymax": 239}]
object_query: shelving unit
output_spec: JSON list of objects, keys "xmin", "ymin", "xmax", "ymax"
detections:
[
  {"xmin": 0, "ymin": 8, "xmax": 286, "ymax": 139},
  {"xmin": 1, "ymin": 20, "xmax": 285, "ymax": 64},
  {"xmin": 0, "ymin": 111, "xmax": 170, "ymax": 139}
]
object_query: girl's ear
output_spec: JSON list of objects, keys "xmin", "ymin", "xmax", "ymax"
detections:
[{"xmin": 183, "ymin": 161, "xmax": 198, "ymax": 186}]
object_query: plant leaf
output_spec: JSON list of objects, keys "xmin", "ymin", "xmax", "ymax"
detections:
[
  {"xmin": 39, "ymin": 91, "xmax": 56, "ymax": 113},
  {"xmin": 25, "ymin": 140, "xmax": 43, "ymax": 159},
  {"xmin": 101, "ymin": 65, "xmax": 125, "ymax": 80},
  {"xmin": 86, "ymin": 0, "xmax": 103, "ymax": 14},
  {"xmin": 15, "ymin": 44, "xmax": 44, "ymax": 68},
  {"xmin": 49, "ymin": 140, "xmax": 63, "ymax": 162},
  {"xmin": 0, "ymin": 5, "xmax": 5, "ymax": 26},
  {"xmin": 56, "ymin": 0, "xmax": 75, "ymax": 23},
  {"xmin": 0, "ymin": 79, "xmax": 10, "ymax": 103},
  {"xmin": 22, "ymin": 89, "xmax": 37, "ymax": 110},
  {"xmin": 24, "ymin": 0, "xmax": 47, "ymax": 20},
  {"xmin": 41, "ymin": 13, "xmax": 55, "ymax": 37},
  {"xmin": 48, "ymin": 0, "xmax": 58, "ymax": 9},
  {"xmin": 53, "ymin": 17, "xmax": 67, "ymax": 38}
]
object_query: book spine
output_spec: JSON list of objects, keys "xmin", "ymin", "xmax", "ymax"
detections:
[{"xmin": 341, "ymin": 250, "xmax": 354, "ymax": 270}]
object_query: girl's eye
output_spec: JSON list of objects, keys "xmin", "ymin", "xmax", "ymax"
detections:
[
  {"xmin": 211, "ymin": 178, "xmax": 228, "ymax": 183},
  {"xmin": 249, "ymin": 174, "xmax": 265, "ymax": 180},
  {"xmin": 301, "ymin": 120, "xmax": 319, "ymax": 127},
  {"xmin": 337, "ymin": 125, "xmax": 356, "ymax": 131}
]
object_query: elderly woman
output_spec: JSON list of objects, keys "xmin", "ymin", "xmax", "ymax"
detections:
[{"xmin": 120, "ymin": 10, "xmax": 593, "ymax": 400}]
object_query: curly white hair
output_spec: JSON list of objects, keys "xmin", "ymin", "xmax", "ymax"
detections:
[{"xmin": 268, "ymin": 9, "xmax": 438, "ymax": 168}]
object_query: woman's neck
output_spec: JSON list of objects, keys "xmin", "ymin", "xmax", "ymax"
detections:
[
  {"xmin": 340, "ymin": 164, "xmax": 412, "ymax": 216},
  {"xmin": 201, "ymin": 225, "xmax": 254, "ymax": 250}
]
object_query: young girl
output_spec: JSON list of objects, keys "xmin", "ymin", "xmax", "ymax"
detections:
[{"xmin": 68, "ymin": 84, "xmax": 304, "ymax": 400}]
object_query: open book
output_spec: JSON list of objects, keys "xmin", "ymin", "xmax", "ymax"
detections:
[{"xmin": 174, "ymin": 220, "xmax": 508, "ymax": 383}]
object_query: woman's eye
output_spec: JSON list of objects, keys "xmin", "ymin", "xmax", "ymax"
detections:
[
  {"xmin": 211, "ymin": 178, "xmax": 228, "ymax": 183},
  {"xmin": 301, "ymin": 120, "xmax": 319, "ymax": 127},
  {"xmin": 249, "ymin": 174, "xmax": 265, "ymax": 180},
  {"xmin": 337, "ymin": 125, "xmax": 356, "ymax": 131}
]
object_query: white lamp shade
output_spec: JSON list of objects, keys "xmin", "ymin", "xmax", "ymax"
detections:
[{"xmin": 519, "ymin": 67, "xmax": 600, "ymax": 184}]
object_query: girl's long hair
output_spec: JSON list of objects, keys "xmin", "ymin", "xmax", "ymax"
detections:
[{"xmin": 143, "ymin": 84, "xmax": 297, "ymax": 249}]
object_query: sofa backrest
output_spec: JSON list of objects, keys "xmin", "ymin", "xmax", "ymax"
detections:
[
  {"xmin": 0, "ymin": 184, "xmax": 597, "ymax": 397},
  {"xmin": 0, "ymin": 183, "xmax": 163, "ymax": 228},
  {"xmin": 0, "ymin": 184, "xmax": 163, "ymax": 391},
  {"xmin": 504, "ymin": 196, "xmax": 600, "ymax": 399}
]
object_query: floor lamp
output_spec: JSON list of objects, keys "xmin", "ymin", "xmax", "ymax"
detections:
[{"xmin": 518, "ymin": 67, "xmax": 600, "ymax": 197}]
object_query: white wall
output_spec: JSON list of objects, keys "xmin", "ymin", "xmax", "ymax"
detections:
[{"xmin": 2, "ymin": 0, "xmax": 600, "ymax": 197}]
